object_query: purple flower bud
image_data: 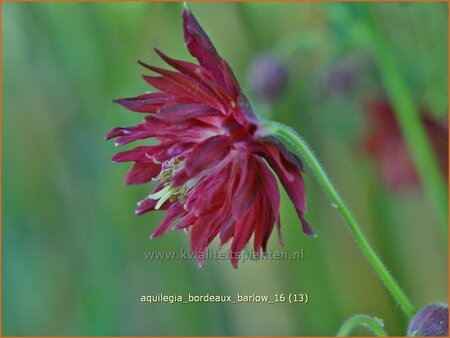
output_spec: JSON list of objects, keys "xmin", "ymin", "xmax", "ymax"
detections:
[
  {"xmin": 247, "ymin": 54, "xmax": 288, "ymax": 103},
  {"xmin": 407, "ymin": 303, "xmax": 448, "ymax": 336},
  {"xmin": 324, "ymin": 52, "xmax": 370, "ymax": 95},
  {"xmin": 326, "ymin": 63, "xmax": 356, "ymax": 94}
]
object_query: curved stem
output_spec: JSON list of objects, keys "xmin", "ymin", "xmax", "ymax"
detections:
[
  {"xmin": 271, "ymin": 122, "xmax": 416, "ymax": 318},
  {"xmin": 337, "ymin": 314, "xmax": 388, "ymax": 336}
]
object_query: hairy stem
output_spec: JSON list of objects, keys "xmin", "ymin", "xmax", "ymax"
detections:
[
  {"xmin": 337, "ymin": 314, "xmax": 388, "ymax": 336},
  {"xmin": 271, "ymin": 122, "xmax": 416, "ymax": 318}
]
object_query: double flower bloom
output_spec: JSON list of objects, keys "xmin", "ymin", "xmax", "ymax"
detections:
[{"xmin": 106, "ymin": 9, "xmax": 313, "ymax": 268}]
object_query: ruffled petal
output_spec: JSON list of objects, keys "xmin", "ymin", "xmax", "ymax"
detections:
[
  {"xmin": 112, "ymin": 146, "xmax": 154, "ymax": 163},
  {"xmin": 254, "ymin": 140, "xmax": 306, "ymax": 212},
  {"xmin": 253, "ymin": 157, "xmax": 281, "ymax": 251},
  {"xmin": 182, "ymin": 9, "xmax": 225, "ymax": 86},
  {"xmin": 150, "ymin": 202, "xmax": 186, "ymax": 238},
  {"xmin": 143, "ymin": 115, "xmax": 218, "ymax": 141},
  {"xmin": 252, "ymin": 139, "xmax": 315, "ymax": 236},
  {"xmin": 105, "ymin": 124, "xmax": 147, "ymax": 140},
  {"xmin": 125, "ymin": 162, "xmax": 161, "ymax": 185},
  {"xmin": 232, "ymin": 154, "xmax": 258, "ymax": 219},
  {"xmin": 172, "ymin": 134, "xmax": 230, "ymax": 186},
  {"xmin": 105, "ymin": 124, "xmax": 156, "ymax": 146},
  {"xmin": 113, "ymin": 92, "xmax": 173, "ymax": 113},
  {"xmin": 230, "ymin": 203, "xmax": 257, "ymax": 268},
  {"xmin": 300, "ymin": 215, "xmax": 315, "ymax": 237},
  {"xmin": 157, "ymin": 103, "xmax": 220, "ymax": 122},
  {"xmin": 188, "ymin": 162, "xmax": 232, "ymax": 217},
  {"xmin": 154, "ymin": 48, "xmax": 213, "ymax": 82},
  {"xmin": 139, "ymin": 61, "xmax": 223, "ymax": 110},
  {"xmin": 190, "ymin": 212, "xmax": 224, "ymax": 267}
]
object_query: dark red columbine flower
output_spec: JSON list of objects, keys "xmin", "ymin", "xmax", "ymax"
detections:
[
  {"xmin": 106, "ymin": 9, "xmax": 313, "ymax": 267},
  {"xmin": 362, "ymin": 99, "xmax": 448, "ymax": 189}
]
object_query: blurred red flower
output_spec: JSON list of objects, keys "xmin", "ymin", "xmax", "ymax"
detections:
[
  {"xmin": 363, "ymin": 99, "xmax": 448, "ymax": 189},
  {"xmin": 106, "ymin": 9, "xmax": 313, "ymax": 267}
]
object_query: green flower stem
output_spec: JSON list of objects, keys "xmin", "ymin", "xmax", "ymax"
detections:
[
  {"xmin": 337, "ymin": 314, "xmax": 388, "ymax": 336},
  {"xmin": 272, "ymin": 122, "xmax": 416, "ymax": 318},
  {"xmin": 362, "ymin": 4, "xmax": 448, "ymax": 234}
]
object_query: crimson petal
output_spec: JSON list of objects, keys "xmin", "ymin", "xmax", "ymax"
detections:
[
  {"xmin": 105, "ymin": 124, "xmax": 147, "ymax": 140},
  {"xmin": 157, "ymin": 103, "xmax": 220, "ymax": 122},
  {"xmin": 257, "ymin": 141, "xmax": 306, "ymax": 212},
  {"xmin": 150, "ymin": 202, "xmax": 187, "ymax": 239},
  {"xmin": 125, "ymin": 162, "xmax": 161, "ymax": 185},
  {"xmin": 112, "ymin": 146, "xmax": 154, "ymax": 163},
  {"xmin": 140, "ymin": 62, "xmax": 222, "ymax": 110},
  {"xmin": 182, "ymin": 9, "xmax": 225, "ymax": 86},
  {"xmin": 252, "ymin": 140, "xmax": 314, "ymax": 236},
  {"xmin": 230, "ymin": 206, "xmax": 257, "ymax": 268},
  {"xmin": 300, "ymin": 216, "xmax": 316, "ymax": 237},
  {"xmin": 232, "ymin": 155, "xmax": 258, "ymax": 219},
  {"xmin": 172, "ymin": 134, "xmax": 231, "ymax": 186},
  {"xmin": 154, "ymin": 48, "xmax": 213, "ymax": 82},
  {"xmin": 254, "ymin": 157, "xmax": 281, "ymax": 251},
  {"xmin": 113, "ymin": 92, "xmax": 172, "ymax": 113}
]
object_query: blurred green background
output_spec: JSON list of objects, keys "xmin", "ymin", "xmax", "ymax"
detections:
[{"xmin": 3, "ymin": 2, "xmax": 448, "ymax": 336}]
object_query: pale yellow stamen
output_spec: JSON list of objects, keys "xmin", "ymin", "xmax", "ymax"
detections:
[
  {"xmin": 148, "ymin": 184, "xmax": 175, "ymax": 210},
  {"xmin": 148, "ymin": 157, "xmax": 203, "ymax": 209}
]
